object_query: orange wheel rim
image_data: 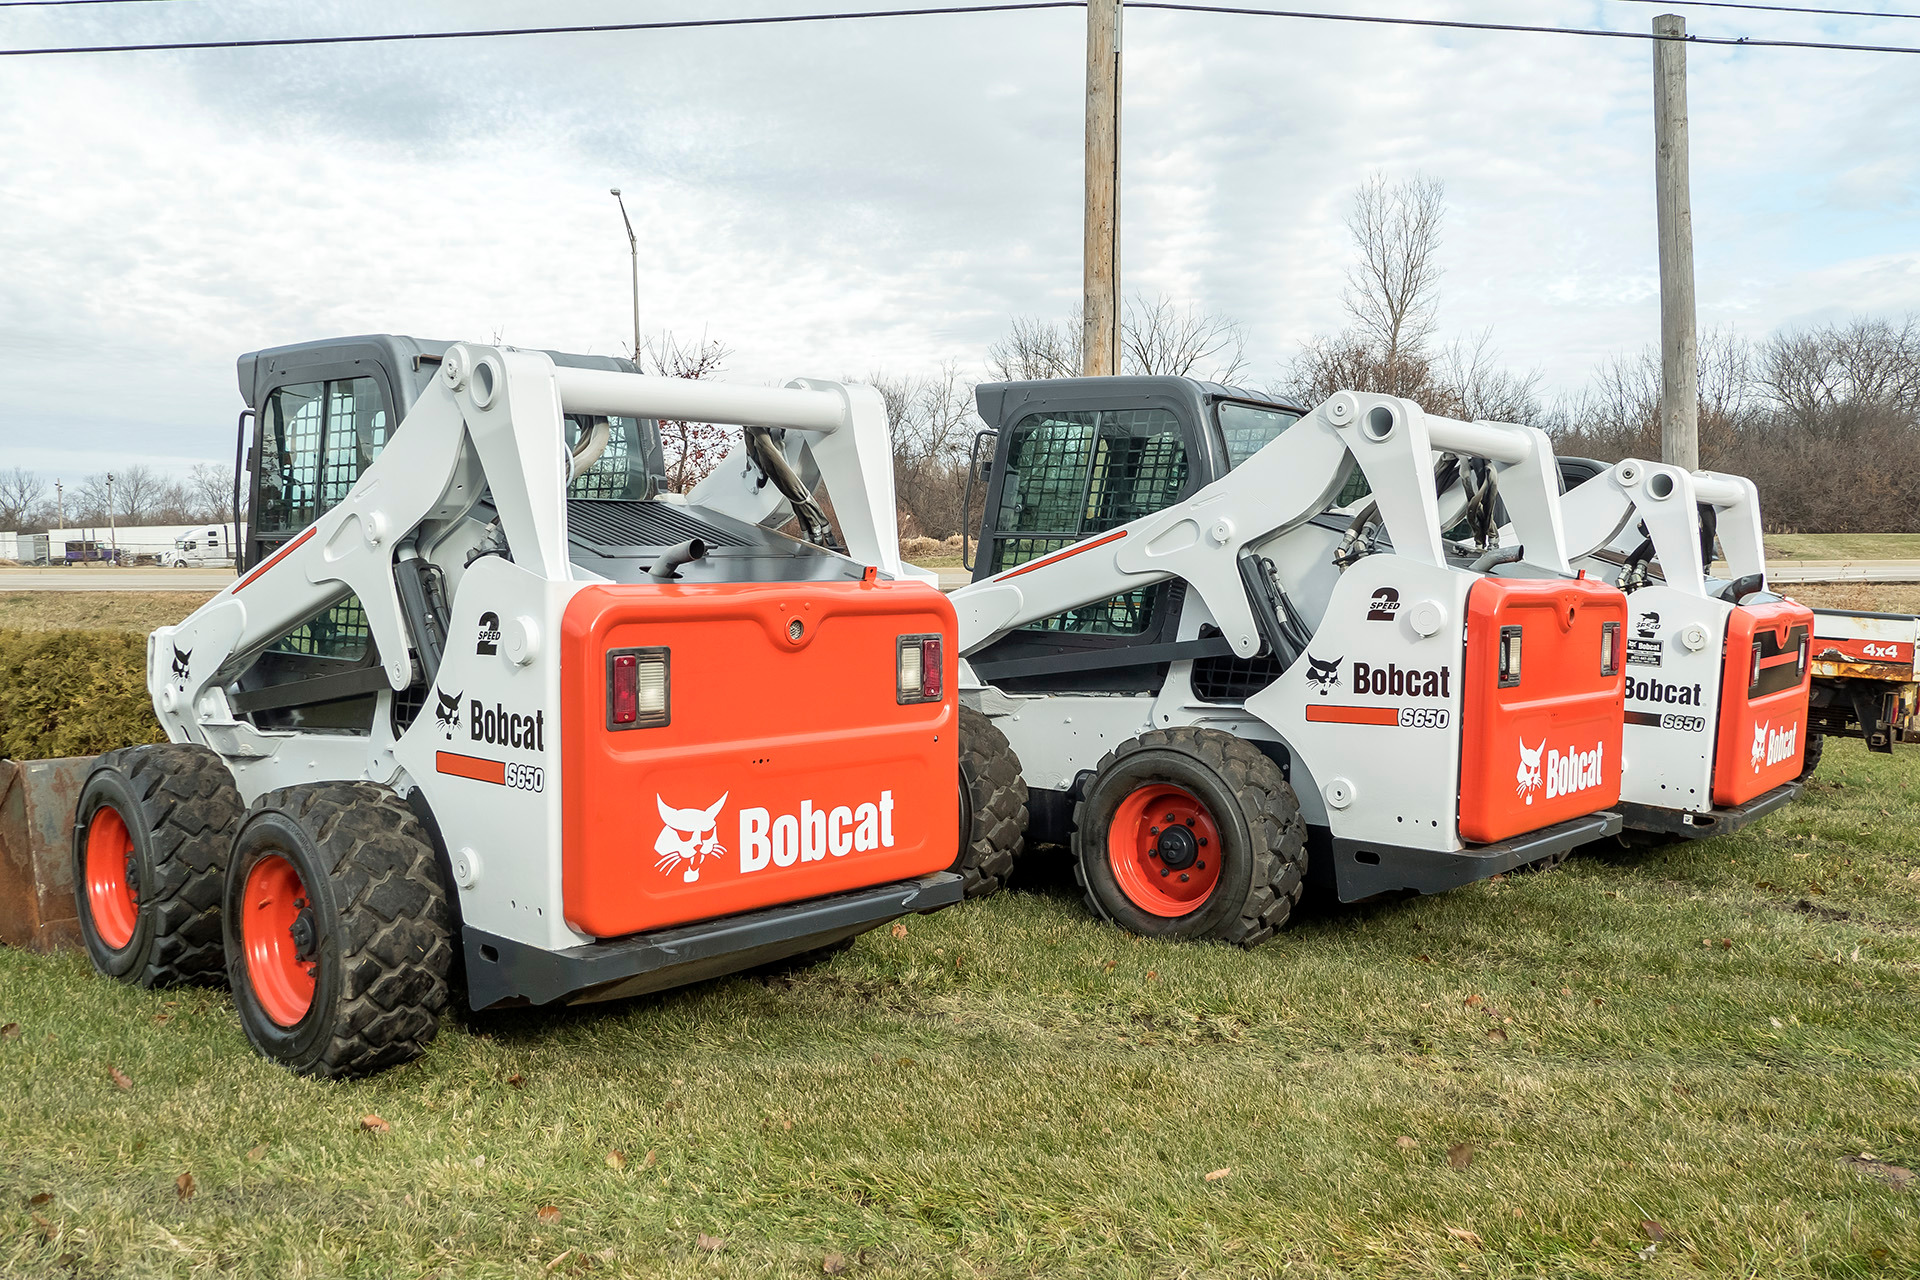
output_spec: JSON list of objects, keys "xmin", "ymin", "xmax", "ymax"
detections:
[
  {"xmin": 1106, "ymin": 784, "xmax": 1223, "ymax": 918},
  {"xmin": 84, "ymin": 807, "xmax": 138, "ymax": 950},
  {"xmin": 242, "ymin": 853, "xmax": 316, "ymax": 1027}
]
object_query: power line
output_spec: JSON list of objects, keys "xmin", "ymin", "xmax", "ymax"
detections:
[
  {"xmin": 5, "ymin": 0, "xmax": 1920, "ymax": 58},
  {"xmin": 0, "ymin": 0, "xmax": 188, "ymax": 7},
  {"xmin": 1596, "ymin": 0, "xmax": 1920, "ymax": 22},
  {"xmin": 1127, "ymin": 1, "xmax": 1920, "ymax": 51}
]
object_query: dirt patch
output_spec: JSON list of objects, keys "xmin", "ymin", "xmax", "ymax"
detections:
[{"xmin": 1786, "ymin": 583, "xmax": 1920, "ymax": 615}]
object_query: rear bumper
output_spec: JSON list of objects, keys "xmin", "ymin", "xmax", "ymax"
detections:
[
  {"xmin": 1330, "ymin": 811, "xmax": 1623, "ymax": 902},
  {"xmin": 1618, "ymin": 780, "xmax": 1802, "ymax": 840},
  {"xmin": 462, "ymin": 871, "xmax": 963, "ymax": 1010}
]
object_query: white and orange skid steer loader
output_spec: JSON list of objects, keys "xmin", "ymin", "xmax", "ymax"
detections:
[
  {"xmin": 1555, "ymin": 458, "xmax": 1814, "ymax": 841},
  {"xmin": 951, "ymin": 380, "xmax": 1628, "ymax": 945},
  {"xmin": 68, "ymin": 336, "xmax": 1006, "ymax": 1077}
]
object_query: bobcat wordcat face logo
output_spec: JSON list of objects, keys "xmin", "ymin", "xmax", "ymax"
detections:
[
  {"xmin": 654, "ymin": 794, "xmax": 728, "ymax": 883},
  {"xmin": 1752, "ymin": 721, "xmax": 1797, "ymax": 771},
  {"xmin": 1516, "ymin": 739, "xmax": 1544, "ymax": 802},
  {"xmin": 1304, "ymin": 654, "xmax": 1342, "ymax": 695},
  {"xmin": 435, "ymin": 688, "xmax": 462, "ymax": 739},
  {"xmin": 171, "ymin": 645, "xmax": 192, "ymax": 680}
]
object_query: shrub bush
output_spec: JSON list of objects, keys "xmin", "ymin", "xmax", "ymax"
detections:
[{"xmin": 0, "ymin": 629, "xmax": 165, "ymax": 760}]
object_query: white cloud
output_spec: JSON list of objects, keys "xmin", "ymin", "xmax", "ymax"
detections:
[{"xmin": 1, "ymin": 0, "xmax": 1915, "ymax": 479}]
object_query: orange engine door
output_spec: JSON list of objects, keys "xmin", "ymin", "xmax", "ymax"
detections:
[
  {"xmin": 559, "ymin": 579, "xmax": 958, "ymax": 938},
  {"xmin": 1711, "ymin": 600, "xmax": 1813, "ymax": 808},
  {"xmin": 1457, "ymin": 576, "xmax": 1627, "ymax": 844}
]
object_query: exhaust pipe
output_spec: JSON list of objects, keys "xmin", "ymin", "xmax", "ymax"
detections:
[{"xmin": 649, "ymin": 538, "xmax": 709, "ymax": 582}]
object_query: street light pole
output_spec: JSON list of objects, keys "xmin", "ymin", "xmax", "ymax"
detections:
[
  {"xmin": 106, "ymin": 472, "xmax": 117, "ymax": 567},
  {"xmin": 610, "ymin": 188, "xmax": 641, "ymax": 363}
]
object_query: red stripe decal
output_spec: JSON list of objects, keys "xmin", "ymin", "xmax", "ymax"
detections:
[
  {"xmin": 1001, "ymin": 529, "xmax": 1129, "ymax": 580},
  {"xmin": 437, "ymin": 751, "xmax": 505, "ymax": 785},
  {"xmin": 1305, "ymin": 704, "xmax": 1399, "ymax": 726},
  {"xmin": 233, "ymin": 525, "xmax": 317, "ymax": 593}
]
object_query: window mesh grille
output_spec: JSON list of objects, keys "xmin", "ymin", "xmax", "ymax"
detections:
[{"xmin": 270, "ymin": 595, "xmax": 370, "ymax": 660}]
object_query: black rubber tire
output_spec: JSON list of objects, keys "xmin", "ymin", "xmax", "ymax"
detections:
[
  {"xmin": 1071, "ymin": 728, "xmax": 1307, "ymax": 948},
  {"xmin": 1798, "ymin": 732, "xmax": 1825, "ymax": 780},
  {"xmin": 223, "ymin": 782, "xmax": 453, "ymax": 1079},
  {"xmin": 71, "ymin": 744, "xmax": 244, "ymax": 988},
  {"xmin": 953, "ymin": 706, "xmax": 1028, "ymax": 899}
]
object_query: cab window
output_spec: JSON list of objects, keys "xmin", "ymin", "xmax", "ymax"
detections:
[
  {"xmin": 257, "ymin": 376, "xmax": 390, "ymax": 536},
  {"xmin": 989, "ymin": 407, "xmax": 1188, "ymax": 635}
]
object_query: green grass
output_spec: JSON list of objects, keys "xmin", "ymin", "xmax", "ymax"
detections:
[
  {"xmin": 4, "ymin": 740, "xmax": 1919, "ymax": 1278},
  {"xmin": 1763, "ymin": 534, "xmax": 1920, "ymax": 562}
]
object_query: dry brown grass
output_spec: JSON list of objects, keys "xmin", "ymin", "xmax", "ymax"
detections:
[
  {"xmin": 0, "ymin": 593, "xmax": 215, "ymax": 634},
  {"xmin": 1784, "ymin": 583, "xmax": 1920, "ymax": 614}
]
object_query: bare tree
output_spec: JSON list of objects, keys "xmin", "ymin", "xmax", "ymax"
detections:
[
  {"xmin": 1343, "ymin": 173, "xmax": 1446, "ymax": 368},
  {"xmin": 1122, "ymin": 294, "xmax": 1248, "ymax": 383},
  {"xmin": 0, "ymin": 467, "xmax": 46, "ymax": 531},
  {"xmin": 871, "ymin": 362, "xmax": 981, "ymax": 538},
  {"xmin": 1430, "ymin": 331, "xmax": 1542, "ymax": 423},
  {"xmin": 188, "ymin": 463, "xmax": 237, "ymax": 523},
  {"xmin": 986, "ymin": 315, "xmax": 1082, "ymax": 382},
  {"xmin": 988, "ymin": 293, "xmax": 1247, "ymax": 385},
  {"xmin": 642, "ymin": 330, "xmax": 735, "ymax": 492}
]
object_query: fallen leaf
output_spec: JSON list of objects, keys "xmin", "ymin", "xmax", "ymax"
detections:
[
  {"xmin": 246, "ymin": 1144, "xmax": 268, "ymax": 1162},
  {"xmin": 1445, "ymin": 1226, "xmax": 1482, "ymax": 1245},
  {"xmin": 1560, "ymin": 987, "xmax": 1573, "ymax": 996},
  {"xmin": 1592, "ymin": 997, "xmax": 1605, "ymax": 1007},
  {"xmin": 0, "ymin": 1022, "xmax": 19, "ymax": 1039},
  {"xmin": 1847, "ymin": 1157, "xmax": 1915, "ymax": 1190},
  {"xmin": 1394, "ymin": 1136, "xmax": 1419, "ymax": 1151},
  {"xmin": 28, "ymin": 1192, "xmax": 52, "ymax": 1207},
  {"xmin": 544, "ymin": 1249, "xmax": 572, "ymax": 1272},
  {"xmin": 110, "ymin": 1066, "xmax": 132, "ymax": 1091},
  {"xmin": 1487, "ymin": 1026, "xmax": 1509, "ymax": 1044},
  {"xmin": 697, "ymin": 1233, "xmax": 726, "ymax": 1253},
  {"xmin": 781, "ymin": 1119, "xmax": 793, "ymax": 1131},
  {"xmin": 889, "ymin": 922, "xmax": 908, "ymax": 939},
  {"xmin": 360, "ymin": 1114, "xmax": 391, "ymax": 1134},
  {"xmin": 537, "ymin": 1205, "xmax": 562, "ymax": 1225},
  {"xmin": 605, "ymin": 1150, "xmax": 626, "ymax": 1170},
  {"xmin": 1448, "ymin": 1143, "xmax": 1474, "ymax": 1169},
  {"xmin": 1145, "ymin": 970, "xmax": 1157, "ymax": 981},
  {"xmin": 823, "ymin": 1254, "xmax": 849, "ymax": 1275},
  {"xmin": 175, "ymin": 1171, "xmax": 195, "ymax": 1201},
  {"xmin": 30, "ymin": 1213, "xmax": 51, "ymax": 1235},
  {"xmin": 643, "ymin": 1148, "xmax": 657, "ymax": 1168},
  {"xmin": 152, "ymin": 1013, "xmax": 172, "ymax": 1025},
  {"xmin": 1463, "ymin": 994, "xmax": 1483, "ymax": 1008},
  {"xmin": 1204, "ymin": 1167, "xmax": 1231, "ymax": 1182},
  {"xmin": 507, "ymin": 1073, "xmax": 526, "ymax": 1089},
  {"xmin": 1720, "ymin": 939, "xmax": 1733, "ymax": 950},
  {"xmin": 1641, "ymin": 1219, "xmax": 1667, "ymax": 1241}
]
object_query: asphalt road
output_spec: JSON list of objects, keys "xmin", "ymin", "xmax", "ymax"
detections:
[{"xmin": 0, "ymin": 567, "xmax": 236, "ymax": 592}]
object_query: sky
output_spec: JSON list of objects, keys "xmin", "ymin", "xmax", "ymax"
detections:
[{"xmin": 1, "ymin": 0, "xmax": 1916, "ymax": 482}]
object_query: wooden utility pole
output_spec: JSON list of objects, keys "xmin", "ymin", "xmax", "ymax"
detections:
[
  {"xmin": 1083, "ymin": 0, "xmax": 1122, "ymax": 377},
  {"xmin": 1653, "ymin": 13, "xmax": 1699, "ymax": 471}
]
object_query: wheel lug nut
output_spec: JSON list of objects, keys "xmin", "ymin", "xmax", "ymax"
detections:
[
  {"xmin": 1179, "ymin": 873, "xmax": 1190, "ymax": 882},
  {"xmin": 1186, "ymin": 817, "xmax": 1196, "ymax": 827},
  {"xmin": 1150, "ymin": 826, "xmax": 1159, "ymax": 835},
  {"xmin": 1197, "ymin": 860, "xmax": 1206, "ymax": 870},
  {"xmin": 1160, "ymin": 867, "xmax": 1170, "ymax": 877},
  {"xmin": 1165, "ymin": 813, "xmax": 1177, "ymax": 822},
  {"xmin": 1198, "ymin": 837, "xmax": 1208, "ymax": 847}
]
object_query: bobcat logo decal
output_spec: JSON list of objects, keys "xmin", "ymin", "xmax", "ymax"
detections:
[
  {"xmin": 1751, "ymin": 721, "xmax": 1769, "ymax": 771},
  {"xmin": 1304, "ymin": 654, "xmax": 1341, "ymax": 695},
  {"xmin": 171, "ymin": 645, "xmax": 191, "ymax": 682},
  {"xmin": 1516, "ymin": 738, "xmax": 1545, "ymax": 804},
  {"xmin": 655, "ymin": 794, "xmax": 729, "ymax": 883},
  {"xmin": 435, "ymin": 688, "xmax": 463, "ymax": 739}
]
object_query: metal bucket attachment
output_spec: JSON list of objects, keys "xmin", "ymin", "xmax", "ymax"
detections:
[{"xmin": 0, "ymin": 756, "xmax": 95, "ymax": 952}]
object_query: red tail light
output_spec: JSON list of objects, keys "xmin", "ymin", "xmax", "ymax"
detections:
[
  {"xmin": 898, "ymin": 633, "xmax": 944, "ymax": 704},
  {"xmin": 610, "ymin": 654, "xmax": 638, "ymax": 724}
]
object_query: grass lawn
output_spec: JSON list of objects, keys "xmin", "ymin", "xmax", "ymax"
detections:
[
  {"xmin": 0, "ymin": 592, "xmax": 215, "ymax": 634},
  {"xmin": 3, "ymin": 740, "xmax": 1917, "ymax": 1277},
  {"xmin": 1763, "ymin": 534, "xmax": 1920, "ymax": 562}
]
